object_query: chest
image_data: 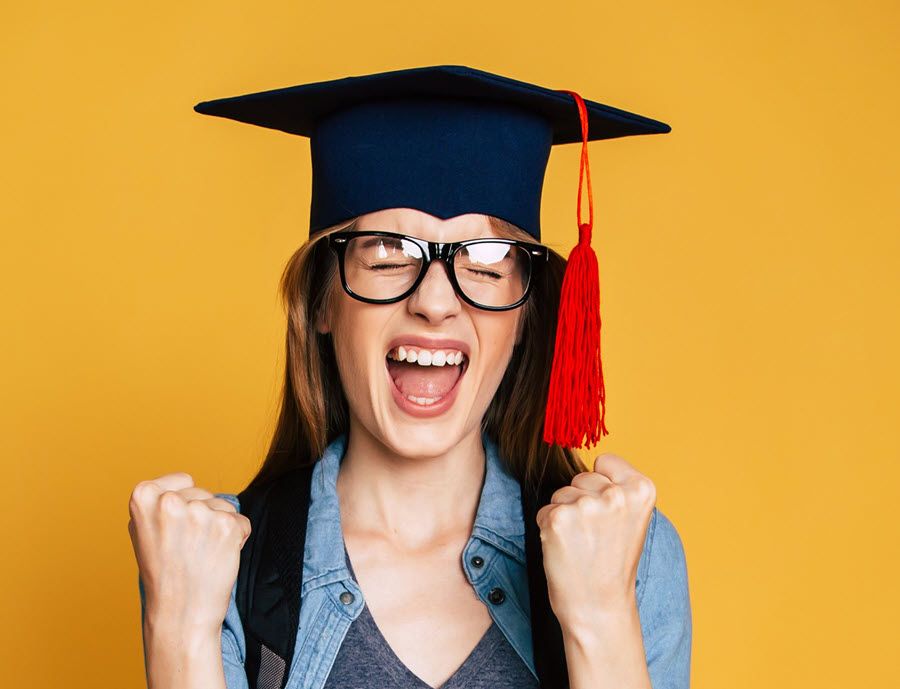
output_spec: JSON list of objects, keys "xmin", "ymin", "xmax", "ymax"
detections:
[
  {"xmin": 233, "ymin": 443, "xmax": 571, "ymax": 689},
  {"xmin": 341, "ymin": 529, "xmax": 495, "ymax": 687}
]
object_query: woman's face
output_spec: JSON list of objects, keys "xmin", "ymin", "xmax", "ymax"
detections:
[{"xmin": 317, "ymin": 208, "xmax": 524, "ymax": 457}]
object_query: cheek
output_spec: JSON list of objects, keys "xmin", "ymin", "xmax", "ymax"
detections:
[
  {"xmin": 329, "ymin": 299, "xmax": 389, "ymax": 393},
  {"xmin": 475, "ymin": 312, "xmax": 521, "ymax": 382}
]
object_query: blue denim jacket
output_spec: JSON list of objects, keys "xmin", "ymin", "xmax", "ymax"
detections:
[{"xmin": 139, "ymin": 431, "xmax": 691, "ymax": 688}]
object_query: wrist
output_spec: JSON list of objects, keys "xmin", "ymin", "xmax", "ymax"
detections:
[
  {"xmin": 143, "ymin": 609, "xmax": 221, "ymax": 646},
  {"xmin": 142, "ymin": 620, "xmax": 224, "ymax": 689},
  {"xmin": 556, "ymin": 593, "xmax": 639, "ymax": 641}
]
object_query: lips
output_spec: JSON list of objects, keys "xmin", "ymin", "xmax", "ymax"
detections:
[{"xmin": 382, "ymin": 334, "xmax": 471, "ymax": 412}]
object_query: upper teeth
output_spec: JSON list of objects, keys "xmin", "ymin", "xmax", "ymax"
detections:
[{"xmin": 388, "ymin": 346, "xmax": 466, "ymax": 367}]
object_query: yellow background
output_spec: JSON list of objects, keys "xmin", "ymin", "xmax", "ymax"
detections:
[{"xmin": 2, "ymin": 1, "xmax": 897, "ymax": 686}]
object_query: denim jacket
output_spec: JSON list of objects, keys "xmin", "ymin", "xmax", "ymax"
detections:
[{"xmin": 139, "ymin": 432, "xmax": 691, "ymax": 688}]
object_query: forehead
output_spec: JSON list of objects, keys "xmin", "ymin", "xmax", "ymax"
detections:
[{"xmin": 354, "ymin": 208, "xmax": 497, "ymax": 241}]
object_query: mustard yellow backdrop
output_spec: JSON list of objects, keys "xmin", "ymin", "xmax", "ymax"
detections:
[{"xmin": 2, "ymin": 1, "xmax": 897, "ymax": 686}]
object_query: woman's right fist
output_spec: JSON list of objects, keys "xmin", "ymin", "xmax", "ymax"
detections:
[{"xmin": 128, "ymin": 472, "xmax": 251, "ymax": 636}]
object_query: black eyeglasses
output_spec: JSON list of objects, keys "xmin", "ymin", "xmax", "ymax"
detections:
[{"xmin": 325, "ymin": 230, "xmax": 548, "ymax": 311}]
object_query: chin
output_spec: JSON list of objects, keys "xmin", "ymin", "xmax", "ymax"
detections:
[{"xmin": 372, "ymin": 380, "xmax": 484, "ymax": 459}]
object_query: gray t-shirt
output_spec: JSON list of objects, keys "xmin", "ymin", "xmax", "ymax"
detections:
[{"xmin": 322, "ymin": 546, "xmax": 539, "ymax": 689}]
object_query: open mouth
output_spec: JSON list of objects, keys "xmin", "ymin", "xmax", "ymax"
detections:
[{"xmin": 385, "ymin": 345, "xmax": 469, "ymax": 407}]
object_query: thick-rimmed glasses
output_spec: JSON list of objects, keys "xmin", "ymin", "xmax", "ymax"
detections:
[{"xmin": 326, "ymin": 230, "xmax": 548, "ymax": 311}]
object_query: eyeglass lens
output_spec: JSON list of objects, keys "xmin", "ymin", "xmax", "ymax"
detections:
[{"xmin": 342, "ymin": 235, "xmax": 531, "ymax": 308}]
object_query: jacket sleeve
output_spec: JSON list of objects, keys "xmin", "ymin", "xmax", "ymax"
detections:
[
  {"xmin": 636, "ymin": 506, "xmax": 693, "ymax": 689},
  {"xmin": 136, "ymin": 492, "xmax": 249, "ymax": 689}
]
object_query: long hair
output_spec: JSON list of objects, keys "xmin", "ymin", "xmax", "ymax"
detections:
[{"xmin": 243, "ymin": 216, "xmax": 584, "ymax": 499}]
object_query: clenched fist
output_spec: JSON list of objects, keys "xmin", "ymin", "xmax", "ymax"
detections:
[
  {"xmin": 535, "ymin": 452, "xmax": 656, "ymax": 631},
  {"xmin": 128, "ymin": 472, "xmax": 251, "ymax": 636}
]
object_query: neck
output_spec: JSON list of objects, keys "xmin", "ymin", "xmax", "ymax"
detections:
[{"xmin": 335, "ymin": 418, "xmax": 486, "ymax": 549}]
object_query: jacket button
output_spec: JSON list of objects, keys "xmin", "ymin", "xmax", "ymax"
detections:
[
  {"xmin": 339, "ymin": 591, "xmax": 355, "ymax": 605},
  {"xmin": 488, "ymin": 587, "xmax": 505, "ymax": 605},
  {"xmin": 470, "ymin": 555, "xmax": 484, "ymax": 568}
]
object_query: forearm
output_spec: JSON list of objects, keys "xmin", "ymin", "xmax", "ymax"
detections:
[
  {"xmin": 142, "ymin": 615, "xmax": 227, "ymax": 689},
  {"xmin": 560, "ymin": 596, "xmax": 652, "ymax": 689}
]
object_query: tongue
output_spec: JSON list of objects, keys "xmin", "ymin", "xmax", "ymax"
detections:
[{"xmin": 386, "ymin": 359, "xmax": 462, "ymax": 397}]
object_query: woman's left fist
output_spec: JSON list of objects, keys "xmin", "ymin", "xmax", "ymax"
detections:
[{"xmin": 535, "ymin": 452, "xmax": 657, "ymax": 628}]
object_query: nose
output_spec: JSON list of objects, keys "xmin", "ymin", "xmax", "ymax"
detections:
[{"xmin": 406, "ymin": 259, "xmax": 461, "ymax": 323}]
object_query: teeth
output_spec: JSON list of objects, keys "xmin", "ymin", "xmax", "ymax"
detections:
[
  {"xmin": 407, "ymin": 394, "xmax": 443, "ymax": 406},
  {"xmin": 388, "ymin": 346, "xmax": 466, "ymax": 367}
]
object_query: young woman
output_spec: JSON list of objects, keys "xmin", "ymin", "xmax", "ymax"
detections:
[{"xmin": 128, "ymin": 66, "xmax": 691, "ymax": 689}]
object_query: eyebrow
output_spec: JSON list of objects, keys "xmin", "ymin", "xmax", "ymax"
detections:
[{"xmin": 355, "ymin": 232, "xmax": 503, "ymax": 245}]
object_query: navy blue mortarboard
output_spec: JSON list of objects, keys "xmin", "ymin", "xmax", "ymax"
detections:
[
  {"xmin": 192, "ymin": 64, "xmax": 671, "ymax": 449},
  {"xmin": 193, "ymin": 64, "xmax": 669, "ymax": 241}
]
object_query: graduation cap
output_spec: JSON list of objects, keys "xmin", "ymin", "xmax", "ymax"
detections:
[{"xmin": 193, "ymin": 64, "xmax": 671, "ymax": 449}]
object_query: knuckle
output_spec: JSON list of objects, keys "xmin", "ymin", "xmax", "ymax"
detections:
[
  {"xmin": 158, "ymin": 490, "xmax": 186, "ymax": 516},
  {"xmin": 129, "ymin": 480, "xmax": 157, "ymax": 510},
  {"xmin": 211, "ymin": 509, "xmax": 239, "ymax": 537},
  {"xmin": 601, "ymin": 483, "xmax": 627, "ymax": 508},
  {"xmin": 185, "ymin": 498, "xmax": 212, "ymax": 523},
  {"xmin": 546, "ymin": 505, "xmax": 572, "ymax": 531},
  {"xmin": 574, "ymin": 492, "xmax": 602, "ymax": 515},
  {"xmin": 235, "ymin": 514, "xmax": 252, "ymax": 541},
  {"xmin": 127, "ymin": 495, "xmax": 141, "ymax": 520},
  {"xmin": 545, "ymin": 510, "xmax": 562, "ymax": 531},
  {"xmin": 633, "ymin": 475, "xmax": 657, "ymax": 502}
]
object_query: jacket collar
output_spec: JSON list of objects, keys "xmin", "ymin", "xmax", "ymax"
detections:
[{"xmin": 302, "ymin": 430, "xmax": 526, "ymax": 591}]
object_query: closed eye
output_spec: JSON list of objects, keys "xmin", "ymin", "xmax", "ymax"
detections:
[
  {"xmin": 462, "ymin": 268, "xmax": 504, "ymax": 280},
  {"xmin": 370, "ymin": 263, "xmax": 415, "ymax": 271}
]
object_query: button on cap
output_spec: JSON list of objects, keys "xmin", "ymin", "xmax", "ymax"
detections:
[
  {"xmin": 470, "ymin": 555, "xmax": 484, "ymax": 568},
  {"xmin": 339, "ymin": 591, "xmax": 355, "ymax": 605},
  {"xmin": 488, "ymin": 587, "xmax": 505, "ymax": 604}
]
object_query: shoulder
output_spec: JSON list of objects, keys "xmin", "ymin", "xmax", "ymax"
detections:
[
  {"xmin": 635, "ymin": 506, "xmax": 692, "ymax": 688},
  {"xmin": 636, "ymin": 506, "xmax": 690, "ymax": 609},
  {"xmin": 638, "ymin": 508, "xmax": 688, "ymax": 595}
]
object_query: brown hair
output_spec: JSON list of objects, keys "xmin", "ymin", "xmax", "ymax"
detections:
[{"xmin": 243, "ymin": 216, "xmax": 584, "ymax": 500}]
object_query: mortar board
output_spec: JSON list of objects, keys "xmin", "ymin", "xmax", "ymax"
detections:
[{"xmin": 193, "ymin": 64, "xmax": 671, "ymax": 449}]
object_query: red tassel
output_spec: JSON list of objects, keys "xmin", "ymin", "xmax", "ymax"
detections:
[{"xmin": 542, "ymin": 89, "xmax": 608, "ymax": 449}]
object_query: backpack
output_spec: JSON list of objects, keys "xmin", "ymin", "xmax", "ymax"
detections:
[{"xmin": 235, "ymin": 459, "xmax": 569, "ymax": 689}]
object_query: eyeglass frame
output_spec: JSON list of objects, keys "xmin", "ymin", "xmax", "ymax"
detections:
[{"xmin": 325, "ymin": 230, "xmax": 549, "ymax": 311}]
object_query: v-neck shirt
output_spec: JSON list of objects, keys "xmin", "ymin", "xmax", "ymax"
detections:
[{"xmin": 321, "ymin": 544, "xmax": 539, "ymax": 689}]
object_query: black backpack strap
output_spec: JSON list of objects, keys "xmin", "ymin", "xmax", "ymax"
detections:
[
  {"xmin": 522, "ymin": 473, "xmax": 570, "ymax": 689},
  {"xmin": 236, "ymin": 464, "xmax": 314, "ymax": 689}
]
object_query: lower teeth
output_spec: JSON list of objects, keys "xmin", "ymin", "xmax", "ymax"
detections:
[{"xmin": 407, "ymin": 394, "xmax": 443, "ymax": 406}]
